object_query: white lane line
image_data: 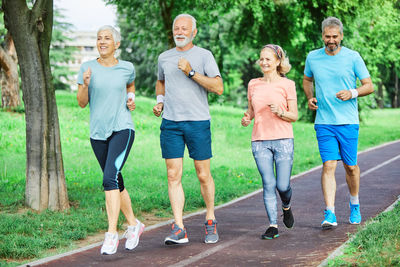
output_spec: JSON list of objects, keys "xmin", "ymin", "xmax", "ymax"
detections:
[
  {"xmin": 337, "ymin": 154, "xmax": 400, "ymax": 190},
  {"xmin": 171, "ymin": 154, "xmax": 400, "ymax": 267},
  {"xmin": 168, "ymin": 235, "xmax": 248, "ymax": 267}
]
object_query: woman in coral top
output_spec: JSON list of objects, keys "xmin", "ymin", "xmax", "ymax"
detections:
[{"xmin": 241, "ymin": 44, "xmax": 298, "ymax": 239}]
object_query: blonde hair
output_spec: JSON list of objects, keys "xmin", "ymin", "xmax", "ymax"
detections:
[{"xmin": 261, "ymin": 44, "xmax": 291, "ymax": 76}]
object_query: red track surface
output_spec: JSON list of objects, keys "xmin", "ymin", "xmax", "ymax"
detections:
[{"xmin": 27, "ymin": 141, "xmax": 400, "ymax": 267}]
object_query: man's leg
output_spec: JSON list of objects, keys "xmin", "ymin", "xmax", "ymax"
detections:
[
  {"xmin": 194, "ymin": 159, "xmax": 215, "ymax": 220},
  {"xmin": 322, "ymin": 160, "xmax": 338, "ymax": 208},
  {"xmin": 343, "ymin": 163, "xmax": 360, "ymax": 196},
  {"xmin": 166, "ymin": 158, "xmax": 185, "ymax": 228}
]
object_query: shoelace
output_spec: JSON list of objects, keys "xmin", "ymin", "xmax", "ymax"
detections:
[
  {"xmin": 123, "ymin": 227, "xmax": 136, "ymax": 239},
  {"xmin": 205, "ymin": 224, "xmax": 215, "ymax": 234}
]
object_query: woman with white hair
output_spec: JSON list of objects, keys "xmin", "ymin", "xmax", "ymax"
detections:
[
  {"xmin": 242, "ymin": 44, "xmax": 298, "ymax": 239},
  {"xmin": 77, "ymin": 25, "xmax": 144, "ymax": 255}
]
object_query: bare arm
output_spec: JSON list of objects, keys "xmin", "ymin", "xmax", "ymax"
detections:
[
  {"xmin": 126, "ymin": 81, "xmax": 136, "ymax": 111},
  {"xmin": 77, "ymin": 67, "xmax": 91, "ymax": 108},
  {"xmin": 336, "ymin": 77, "xmax": 374, "ymax": 100},
  {"xmin": 178, "ymin": 58, "xmax": 223, "ymax": 95},
  {"xmin": 277, "ymin": 99, "xmax": 298, "ymax": 122},
  {"xmin": 241, "ymin": 98, "xmax": 254, "ymax": 127},
  {"xmin": 153, "ymin": 80, "xmax": 165, "ymax": 117},
  {"xmin": 303, "ymin": 75, "xmax": 318, "ymax": 110}
]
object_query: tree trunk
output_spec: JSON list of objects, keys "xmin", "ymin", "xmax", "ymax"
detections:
[
  {"xmin": 2, "ymin": 0, "xmax": 69, "ymax": 211},
  {"xmin": 159, "ymin": 0, "xmax": 174, "ymax": 48},
  {"xmin": 0, "ymin": 33, "xmax": 20, "ymax": 109}
]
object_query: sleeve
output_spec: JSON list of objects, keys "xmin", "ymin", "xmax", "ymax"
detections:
[
  {"xmin": 286, "ymin": 80, "xmax": 297, "ymax": 100},
  {"xmin": 128, "ymin": 63, "xmax": 136, "ymax": 84},
  {"xmin": 203, "ymin": 50, "xmax": 221, "ymax": 78},
  {"xmin": 304, "ymin": 54, "xmax": 313, "ymax": 78},
  {"xmin": 77, "ymin": 64, "xmax": 86, "ymax": 85},
  {"xmin": 353, "ymin": 52, "xmax": 370, "ymax": 80},
  {"xmin": 157, "ymin": 55, "xmax": 165, "ymax": 81}
]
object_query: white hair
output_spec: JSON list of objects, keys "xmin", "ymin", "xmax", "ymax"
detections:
[
  {"xmin": 97, "ymin": 25, "xmax": 121, "ymax": 44},
  {"xmin": 322, "ymin": 17, "xmax": 343, "ymax": 34},
  {"xmin": 173, "ymin": 14, "xmax": 197, "ymax": 32}
]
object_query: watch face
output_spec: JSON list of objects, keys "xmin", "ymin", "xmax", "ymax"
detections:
[{"xmin": 189, "ymin": 70, "xmax": 195, "ymax": 77}]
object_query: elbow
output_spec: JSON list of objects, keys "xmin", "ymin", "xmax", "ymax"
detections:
[
  {"xmin": 77, "ymin": 96, "xmax": 88, "ymax": 108},
  {"xmin": 215, "ymin": 83, "xmax": 224, "ymax": 96}
]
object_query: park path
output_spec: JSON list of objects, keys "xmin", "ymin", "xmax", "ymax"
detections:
[{"xmin": 26, "ymin": 140, "xmax": 400, "ymax": 267}]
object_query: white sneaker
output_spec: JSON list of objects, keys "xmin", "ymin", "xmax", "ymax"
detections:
[
  {"xmin": 123, "ymin": 219, "xmax": 145, "ymax": 250},
  {"xmin": 100, "ymin": 232, "xmax": 119, "ymax": 255}
]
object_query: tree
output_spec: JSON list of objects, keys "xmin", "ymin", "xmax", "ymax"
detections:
[
  {"xmin": 0, "ymin": 32, "xmax": 20, "ymax": 109},
  {"xmin": 2, "ymin": 0, "xmax": 69, "ymax": 211},
  {"xmin": 0, "ymin": 11, "xmax": 20, "ymax": 109}
]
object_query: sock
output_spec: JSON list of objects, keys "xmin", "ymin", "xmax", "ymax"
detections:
[
  {"xmin": 350, "ymin": 194, "xmax": 359, "ymax": 205},
  {"xmin": 326, "ymin": 206, "xmax": 335, "ymax": 213}
]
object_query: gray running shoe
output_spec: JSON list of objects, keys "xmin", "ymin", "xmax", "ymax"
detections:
[
  {"xmin": 164, "ymin": 223, "xmax": 188, "ymax": 245},
  {"xmin": 204, "ymin": 219, "xmax": 219, "ymax": 244}
]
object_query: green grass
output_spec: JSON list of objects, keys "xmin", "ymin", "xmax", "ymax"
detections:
[
  {"xmin": 0, "ymin": 91, "xmax": 399, "ymax": 265},
  {"xmin": 327, "ymin": 203, "xmax": 400, "ymax": 267}
]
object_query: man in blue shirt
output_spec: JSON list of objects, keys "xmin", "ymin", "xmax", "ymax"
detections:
[{"xmin": 303, "ymin": 17, "xmax": 374, "ymax": 229}]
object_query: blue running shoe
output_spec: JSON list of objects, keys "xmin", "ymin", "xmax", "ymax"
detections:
[
  {"xmin": 321, "ymin": 209, "xmax": 337, "ymax": 229},
  {"xmin": 349, "ymin": 202, "xmax": 361, "ymax": 224}
]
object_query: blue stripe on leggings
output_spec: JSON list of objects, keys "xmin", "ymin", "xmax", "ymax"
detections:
[{"xmin": 114, "ymin": 129, "xmax": 132, "ymax": 185}]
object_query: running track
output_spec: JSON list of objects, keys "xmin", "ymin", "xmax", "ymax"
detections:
[{"xmin": 25, "ymin": 140, "xmax": 400, "ymax": 267}]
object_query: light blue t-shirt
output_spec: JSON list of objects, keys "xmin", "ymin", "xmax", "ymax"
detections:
[
  {"xmin": 304, "ymin": 47, "xmax": 370, "ymax": 125},
  {"xmin": 158, "ymin": 46, "xmax": 221, "ymax": 121},
  {"xmin": 77, "ymin": 59, "xmax": 135, "ymax": 140}
]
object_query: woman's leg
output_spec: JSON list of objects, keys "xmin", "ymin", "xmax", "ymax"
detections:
[
  {"xmin": 274, "ymin": 139, "xmax": 294, "ymax": 208},
  {"xmin": 101, "ymin": 129, "xmax": 135, "ymax": 232},
  {"xmin": 252, "ymin": 141, "xmax": 278, "ymax": 226}
]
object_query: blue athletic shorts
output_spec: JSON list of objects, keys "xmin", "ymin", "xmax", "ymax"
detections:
[
  {"xmin": 160, "ymin": 119, "xmax": 212, "ymax": 160},
  {"xmin": 314, "ymin": 124, "xmax": 359, "ymax": 166}
]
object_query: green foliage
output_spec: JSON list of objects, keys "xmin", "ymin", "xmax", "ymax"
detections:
[
  {"xmin": 328, "ymin": 203, "xmax": 400, "ymax": 266},
  {"xmin": 49, "ymin": 8, "xmax": 77, "ymax": 91},
  {"xmin": 106, "ymin": 0, "xmax": 400, "ymax": 121},
  {"xmin": 1, "ymin": 92, "xmax": 400, "ymax": 263}
]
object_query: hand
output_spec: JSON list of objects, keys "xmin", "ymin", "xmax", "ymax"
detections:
[
  {"xmin": 178, "ymin": 57, "xmax": 191, "ymax": 76},
  {"xmin": 268, "ymin": 103, "xmax": 281, "ymax": 116},
  {"xmin": 83, "ymin": 67, "xmax": 91, "ymax": 87},
  {"xmin": 241, "ymin": 111, "xmax": 251, "ymax": 127},
  {"xmin": 307, "ymin": 97, "xmax": 318, "ymax": 110},
  {"xmin": 153, "ymin": 103, "xmax": 164, "ymax": 117},
  {"xmin": 336, "ymin": 90, "xmax": 352, "ymax": 101},
  {"xmin": 127, "ymin": 98, "xmax": 136, "ymax": 111}
]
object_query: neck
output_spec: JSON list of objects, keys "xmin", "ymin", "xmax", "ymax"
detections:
[
  {"xmin": 98, "ymin": 55, "xmax": 118, "ymax": 66},
  {"xmin": 262, "ymin": 71, "xmax": 281, "ymax": 83},
  {"xmin": 176, "ymin": 43, "xmax": 194, "ymax": 52}
]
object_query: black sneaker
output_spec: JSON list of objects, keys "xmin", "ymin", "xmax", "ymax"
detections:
[
  {"xmin": 282, "ymin": 207, "xmax": 294, "ymax": 228},
  {"xmin": 164, "ymin": 223, "xmax": 189, "ymax": 245},
  {"xmin": 261, "ymin": 226, "xmax": 279, "ymax": 239}
]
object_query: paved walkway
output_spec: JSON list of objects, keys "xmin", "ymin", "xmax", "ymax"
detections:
[{"xmin": 25, "ymin": 140, "xmax": 400, "ymax": 267}]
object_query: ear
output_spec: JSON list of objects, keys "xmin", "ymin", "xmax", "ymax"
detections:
[
  {"xmin": 115, "ymin": 42, "xmax": 121, "ymax": 50},
  {"xmin": 192, "ymin": 28, "xmax": 198, "ymax": 38}
]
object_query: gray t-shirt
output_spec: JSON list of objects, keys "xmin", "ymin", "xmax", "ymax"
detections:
[
  {"xmin": 77, "ymin": 59, "xmax": 135, "ymax": 140},
  {"xmin": 157, "ymin": 46, "xmax": 221, "ymax": 121}
]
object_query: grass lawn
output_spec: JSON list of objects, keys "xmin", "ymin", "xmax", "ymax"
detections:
[{"xmin": 0, "ymin": 91, "xmax": 399, "ymax": 265}]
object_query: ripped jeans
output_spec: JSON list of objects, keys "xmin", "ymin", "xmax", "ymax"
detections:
[{"xmin": 252, "ymin": 139, "xmax": 294, "ymax": 225}]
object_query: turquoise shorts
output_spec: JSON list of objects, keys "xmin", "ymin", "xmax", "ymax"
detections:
[
  {"xmin": 160, "ymin": 119, "xmax": 212, "ymax": 160},
  {"xmin": 314, "ymin": 124, "xmax": 359, "ymax": 166}
]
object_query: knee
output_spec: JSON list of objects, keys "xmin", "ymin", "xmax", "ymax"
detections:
[
  {"xmin": 323, "ymin": 160, "xmax": 337, "ymax": 173},
  {"xmin": 103, "ymin": 177, "xmax": 119, "ymax": 191},
  {"xmin": 197, "ymin": 171, "xmax": 212, "ymax": 185},
  {"xmin": 167, "ymin": 168, "xmax": 182, "ymax": 185},
  {"xmin": 345, "ymin": 164, "xmax": 359, "ymax": 175}
]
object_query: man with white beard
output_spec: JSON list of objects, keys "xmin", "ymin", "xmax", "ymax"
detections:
[{"xmin": 153, "ymin": 13, "xmax": 223, "ymax": 245}]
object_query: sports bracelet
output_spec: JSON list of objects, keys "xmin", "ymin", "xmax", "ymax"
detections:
[
  {"xmin": 156, "ymin": 94, "xmax": 164, "ymax": 104},
  {"xmin": 349, "ymin": 89, "xmax": 358, "ymax": 99},
  {"xmin": 127, "ymin": 92, "xmax": 135, "ymax": 101}
]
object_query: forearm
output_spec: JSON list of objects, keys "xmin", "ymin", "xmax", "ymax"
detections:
[
  {"xmin": 279, "ymin": 109, "xmax": 297, "ymax": 122},
  {"xmin": 77, "ymin": 84, "xmax": 89, "ymax": 108},
  {"xmin": 303, "ymin": 79, "xmax": 314, "ymax": 100},
  {"xmin": 191, "ymin": 74, "xmax": 223, "ymax": 95},
  {"xmin": 356, "ymin": 78, "xmax": 374, "ymax": 97},
  {"xmin": 155, "ymin": 80, "xmax": 165, "ymax": 96}
]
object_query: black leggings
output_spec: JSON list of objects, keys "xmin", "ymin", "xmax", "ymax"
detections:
[{"xmin": 90, "ymin": 129, "xmax": 135, "ymax": 191}]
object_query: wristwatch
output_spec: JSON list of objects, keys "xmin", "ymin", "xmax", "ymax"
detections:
[{"xmin": 188, "ymin": 69, "xmax": 195, "ymax": 78}]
